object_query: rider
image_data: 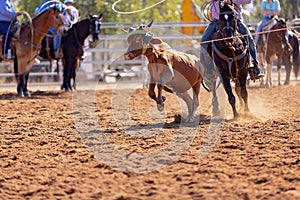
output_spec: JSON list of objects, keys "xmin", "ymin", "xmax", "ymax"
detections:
[
  {"xmin": 254, "ymin": 0, "xmax": 281, "ymax": 45},
  {"xmin": 34, "ymin": 0, "xmax": 79, "ymax": 59},
  {"xmin": 0, "ymin": 0, "xmax": 21, "ymax": 60},
  {"xmin": 200, "ymin": 0, "xmax": 264, "ymax": 80}
]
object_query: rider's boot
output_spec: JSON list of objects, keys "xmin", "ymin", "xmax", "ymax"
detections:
[
  {"xmin": 3, "ymin": 49, "xmax": 14, "ymax": 60},
  {"xmin": 249, "ymin": 61, "xmax": 264, "ymax": 80}
]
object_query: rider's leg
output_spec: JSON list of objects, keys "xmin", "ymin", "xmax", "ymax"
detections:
[
  {"xmin": 254, "ymin": 16, "xmax": 271, "ymax": 45},
  {"xmin": 54, "ymin": 35, "xmax": 63, "ymax": 59},
  {"xmin": 49, "ymin": 27, "xmax": 63, "ymax": 59},
  {"xmin": 238, "ymin": 20, "xmax": 264, "ymax": 80},
  {"xmin": 254, "ymin": 21, "xmax": 263, "ymax": 45},
  {"xmin": 200, "ymin": 19, "xmax": 219, "ymax": 74},
  {"xmin": 0, "ymin": 21, "xmax": 13, "ymax": 59}
]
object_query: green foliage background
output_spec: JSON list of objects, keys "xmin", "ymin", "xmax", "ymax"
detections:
[{"xmin": 13, "ymin": 0, "xmax": 300, "ymax": 32}]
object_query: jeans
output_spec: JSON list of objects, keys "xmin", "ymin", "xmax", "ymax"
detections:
[
  {"xmin": 49, "ymin": 27, "xmax": 61, "ymax": 53},
  {"xmin": 0, "ymin": 21, "xmax": 13, "ymax": 55},
  {"xmin": 255, "ymin": 15, "xmax": 273, "ymax": 45},
  {"xmin": 200, "ymin": 19, "xmax": 219, "ymax": 64},
  {"xmin": 237, "ymin": 20, "xmax": 258, "ymax": 63}
]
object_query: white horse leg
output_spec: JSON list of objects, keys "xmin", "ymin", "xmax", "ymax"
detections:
[
  {"xmin": 278, "ymin": 67, "xmax": 281, "ymax": 86},
  {"xmin": 266, "ymin": 62, "xmax": 272, "ymax": 87}
]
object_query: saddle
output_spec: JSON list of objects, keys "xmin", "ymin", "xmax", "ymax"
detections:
[{"xmin": 262, "ymin": 18, "xmax": 277, "ymax": 32}]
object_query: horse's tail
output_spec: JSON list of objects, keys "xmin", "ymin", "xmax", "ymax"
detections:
[{"xmin": 291, "ymin": 33, "xmax": 299, "ymax": 78}]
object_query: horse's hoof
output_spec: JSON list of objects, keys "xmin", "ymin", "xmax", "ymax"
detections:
[
  {"xmin": 234, "ymin": 113, "xmax": 240, "ymax": 119},
  {"xmin": 185, "ymin": 117, "xmax": 194, "ymax": 123},
  {"xmin": 213, "ymin": 108, "xmax": 221, "ymax": 116},
  {"xmin": 23, "ymin": 91, "xmax": 31, "ymax": 97},
  {"xmin": 157, "ymin": 104, "xmax": 164, "ymax": 112},
  {"xmin": 17, "ymin": 92, "xmax": 23, "ymax": 97}
]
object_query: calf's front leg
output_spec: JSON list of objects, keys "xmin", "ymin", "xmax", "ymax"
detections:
[
  {"xmin": 148, "ymin": 83, "xmax": 156, "ymax": 101},
  {"xmin": 156, "ymin": 84, "xmax": 165, "ymax": 111}
]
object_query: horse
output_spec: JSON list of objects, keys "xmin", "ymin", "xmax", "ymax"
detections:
[
  {"xmin": 0, "ymin": 7, "xmax": 65, "ymax": 97},
  {"xmin": 256, "ymin": 17, "xmax": 299, "ymax": 86},
  {"xmin": 204, "ymin": 1, "xmax": 250, "ymax": 119},
  {"xmin": 39, "ymin": 14, "xmax": 103, "ymax": 91},
  {"xmin": 124, "ymin": 21, "xmax": 208, "ymax": 123}
]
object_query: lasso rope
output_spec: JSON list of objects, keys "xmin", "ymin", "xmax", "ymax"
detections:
[
  {"xmin": 112, "ymin": 0, "xmax": 166, "ymax": 14},
  {"xmin": 3, "ymin": 11, "xmax": 34, "ymax": 60},
  {"xmin": 200, "ymin": 25, "xmax": 300, "ymax": 45}
]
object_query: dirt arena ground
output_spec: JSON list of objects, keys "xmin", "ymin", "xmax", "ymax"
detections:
[{"xmin": 0, "ymin": 82, "xmax": 299, "ymax": 200}]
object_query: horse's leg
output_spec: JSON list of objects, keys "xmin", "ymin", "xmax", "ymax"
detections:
[
  {"xmin": 14, "ymin": 57, "xmax": 23, "ymax": 96},
  {"xmin": 72, "ymin": 59, "xmax": 79, "ymax": 90},
  {"xmin": 23, "ymin": 73, "xmax": 30, "ymax": 97},
  {"xmin": 208, "ymin": 76, "xmax": 220, "ymax": 116},
  {"xmin": 265, "ymin": 61, "xmax": 272, "ymax": 87},
  {"xmin": 258, "ymin": 53, "xmax": 265, "ymax": 87},
  {"xmin": 62, "ymin": 58, "xmax": 72, "ymax": 92},
  {"xmin": 238, "ymin": 71, "xmax": 249, "ymax": 112},
  {"xmin": 204, "ymin": 68, "xmax": 220, "ymax": 116},
  {"xmin": 54, "ymin": 60, "xmax": 60, "ymax": 82},
  {"xmin": 234, "ymin": 80, "xmax": 243, "ymax": 109},
  {"xmin": 277, "ymin": 55, "xmax": 282, "ymax": 86},
  {"xmin": 283, "ymin": 56, "xmax": 291, "ymax": 85},
  {"xmin": 16, "ymin": 74, "xmax": 23, "ymax": 97},
  {"xmin": 221, "ymin": 73, "xmax": 239, "ymax": 118}
]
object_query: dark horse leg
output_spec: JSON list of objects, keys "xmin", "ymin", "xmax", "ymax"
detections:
[
  {"xmin": 235, "ymin": 71, "xmax": 249, "ymax": 112},
  {"xmin": 71, "ymin": 59, "xmax": 80, "ymax": 90},
  {"xmin": 61, "ymin": 58, "xmax": 74, "ymax": 92},
  {"xmin": 14, "ymin": 56, "xmax": 30, "ymax": 97},
  {"xmin": 282, "ymin": 54, "xmax": 292, "ymax": 85},
  {"xmin": 15, "ymin": 73, "xmax": 30, "ymax": 97},
  {"xmin": 23, "ymin": 73, "xmax": 30, "ymax": 97},
  {"xmin": 220, "ymin": 73, "xmax": 239, "ymax": 118}
]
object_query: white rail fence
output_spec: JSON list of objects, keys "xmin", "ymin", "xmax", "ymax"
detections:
[
  {"xmin": 0, "ymin": 22, "xmax": 206, "ymax": 87},
  {"xmin": 1, "ymin": 21, "xmax": 298, "ymax": 87}
]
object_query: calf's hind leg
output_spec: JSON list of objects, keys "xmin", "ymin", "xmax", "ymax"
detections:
[{"xmin": 177, "ymin": 83, "xmax": 200, "ymax": 123}]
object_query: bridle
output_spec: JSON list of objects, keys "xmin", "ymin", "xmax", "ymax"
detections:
[{"xmin": 89, "ymin": 17, "xmax": 101, "ymax": 41}]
